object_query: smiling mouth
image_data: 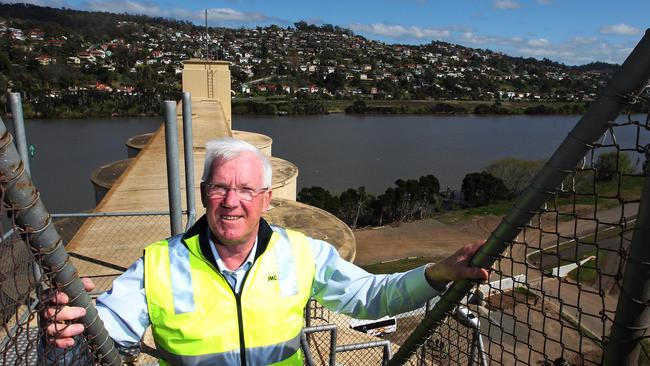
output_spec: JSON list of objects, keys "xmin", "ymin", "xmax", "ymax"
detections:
[{"xmin": 221, "ymin": 215, "xmax": 241, "ymax": 221}]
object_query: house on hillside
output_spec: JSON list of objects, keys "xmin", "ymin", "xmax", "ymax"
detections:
[{"xmin": 35, "ymin": 55, "xmax": 54, "ymax": 65}]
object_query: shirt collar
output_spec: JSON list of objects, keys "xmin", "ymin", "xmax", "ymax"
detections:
[{"xmin": 206, "ymin": 226, "xmax": 257, "ymax": 272}]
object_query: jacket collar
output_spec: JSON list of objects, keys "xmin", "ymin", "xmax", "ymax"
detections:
[{"xmin": 184, "ymin": 215, "xmax": 274, "ymax": 269}]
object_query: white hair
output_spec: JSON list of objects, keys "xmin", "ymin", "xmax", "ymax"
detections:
[{"xmin": 201, "ymin": 138, "xmax": 272, "ymax": 188}]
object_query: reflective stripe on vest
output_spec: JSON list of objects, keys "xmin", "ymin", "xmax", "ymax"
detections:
[
  {"xmin": 144, "ymin": 225, "xmax": 315, "ymax": 366},
  {"xmin": 156, "ymin": 333, "xmax": 301, "ymax": 366},
  {"xmin": 168, "ymin": 235, "xmax": 195, "ymax": 314}
]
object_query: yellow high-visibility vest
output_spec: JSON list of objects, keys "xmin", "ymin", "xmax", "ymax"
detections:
[{"xmin": 144, "ymin": 225, "xmax": 315, "ymax": 365}]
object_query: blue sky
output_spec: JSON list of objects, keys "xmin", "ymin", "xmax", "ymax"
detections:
[{"xmin": 8, "ymin": 0, "xmax": 649, "ymax": 65}]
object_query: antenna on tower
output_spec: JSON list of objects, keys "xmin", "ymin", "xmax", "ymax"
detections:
[{"xmin": 205, "ymin": 9, "xmax": 209, "ymax": 60}]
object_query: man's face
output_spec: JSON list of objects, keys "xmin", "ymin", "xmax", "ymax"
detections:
[{"xmin": 201, "ymin": 152, "xmax": 272, "ymax": 247}]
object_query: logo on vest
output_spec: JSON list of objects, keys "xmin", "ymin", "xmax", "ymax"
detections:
[{"xmin": 267, "ymin": 275, "xmax": 278, "ymax": 281}]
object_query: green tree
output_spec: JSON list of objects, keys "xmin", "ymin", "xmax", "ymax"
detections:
[
  {"xmin": 339, "ymin": 186, "xmax": 371, "ymax": 228},
  {"xmin": 484, "ymin": 158, "xmax": 545, "ymax": 193},
  {"xmin": 595, "ymin": 152, "xmax": 635, "ymax": 181},
  {"xmin": 297, "ymin": 186, "xmax": 339, "ymax": 214},
  {"xmin": 462, "ymin": 172, "xmax": 512, "ymax": 206},
  {"xmin": 346, "ymin": 100, "xmax": 367, "ymax": 114}
]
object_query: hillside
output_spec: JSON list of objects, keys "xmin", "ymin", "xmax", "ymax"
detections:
[{"xmin": 0, "ymin": 3, "xmax": 625, "ymax": 118}]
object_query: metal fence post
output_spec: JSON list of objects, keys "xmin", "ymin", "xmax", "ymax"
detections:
[
  {"xmin": 182, "ymin": 92, "xmax": 196, "ymax": 229},
  {"xmin": 9, "ymin": 92, "xmax": 30, "ymax": 175},
  {"xmin": 602, "ymin": 149, "xmax": 650, "ymax": 365},
  {"xmin": 388, "ymin": 28, "xmax": 650, "ymax": 365},
  {"xmin": 0, "ymin": 116, "xmax": 121, "ymax": 365},
  {"xmin": 164, "ymin": 101, "xmax": 183, "ymax": 235}
]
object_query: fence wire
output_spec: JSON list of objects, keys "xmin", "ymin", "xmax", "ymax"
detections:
[
  {"xmin": 0, "ymin": 211, "xmax": 181, "ymax": 365},
  {"xmin": 302, "ymin": 78, "xmax": 650, "ymax": 366},
  {"xmin": 390, "ymin": 113, "xmax": 650, "ymax": 365}
]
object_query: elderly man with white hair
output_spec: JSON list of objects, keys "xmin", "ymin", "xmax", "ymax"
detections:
[{"xmin": 46, "ymin": 137, "xmax": 489, "ymax": 366}]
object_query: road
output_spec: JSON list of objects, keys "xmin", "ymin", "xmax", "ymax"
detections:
[{"xmin": 491, "ymin": 202, "xmax": 638, "ymax": 340}]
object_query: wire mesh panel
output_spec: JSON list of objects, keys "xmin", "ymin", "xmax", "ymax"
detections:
[
  {"xmin": 386, "ymin": 29, "xmax": 650, "ymax": 366},
  {"xmin": 0, "ymin": 205, "xmax": 95, "ymax": 364},
  {"xmin": 0, "ymin": 211, "xmax": 183, "ymax": 365},
  {"xmin": 53, "ymin": 213, "xmax": 184, "ymax": 294}
]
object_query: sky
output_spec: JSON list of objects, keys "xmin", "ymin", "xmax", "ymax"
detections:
[{"xmin": 7, "ymin": 0, "xmax": 649, "ymax": 65}]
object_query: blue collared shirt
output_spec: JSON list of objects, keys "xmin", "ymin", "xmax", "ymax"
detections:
[
  {"xmin": 96, "ymin": 228, "xmax": 442, "ymax": 347},
  {"xmin": 209, "ymin": 229, "xmax": 257, "ymax": 294}
]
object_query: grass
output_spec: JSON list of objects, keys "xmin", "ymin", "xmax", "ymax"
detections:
[
  {"xmin": 360, "ymin": 256, "xmax": 438, "ymax": 274},
  {"xmin": 434, "ymin": 201, "xmax": 512, "ymax": 226},
  {"xmin": 461, "ymin": 201, "xmax": 513, "ymax": 217},
  {"xmin": 559, "ymin": 311, "xmax": 604, "ymax": 348},
  {"xmin": 555, "ymin": 174, "xmax": 645, "ymax": 208},
  {"xmin": 566, "ymin": 256, "xmax": 599, "ymax": 283},
  {"xmin": 514, "ymin": 286, "xmax": 540, "ymax": 300}
]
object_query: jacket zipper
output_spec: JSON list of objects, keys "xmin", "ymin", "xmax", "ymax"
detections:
[
  {"xmin": 219, "ymin": 264, "xmax": 253, "ymax": 366},
  {"xmin": 234, "ymin": 292, "xmax": 247, "ymax": 366},
  {"xmin": 196, "ymin": 247, "xmax": 254, "ymax": 365}
]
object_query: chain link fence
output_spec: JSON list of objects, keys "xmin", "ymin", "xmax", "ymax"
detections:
[
  {"xmin": 302, "ymin": 33, "xmax": 650, "ymax": 366},
  {"xmin": 384, "ymin": 32, "xmax": 650, "ymax": 366},
  {"xmin": 0, "ymin": 210, "xmax": 182, "ymax": 365}
]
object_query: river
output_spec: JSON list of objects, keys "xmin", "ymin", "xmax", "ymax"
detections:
[{"xmin": 14, "ymin": 113, "xmax": 642, "ymax": 213}]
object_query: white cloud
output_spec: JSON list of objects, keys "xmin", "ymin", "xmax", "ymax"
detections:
[
  {"xmin": 83, "ymin": 0, "xmax": 163, "ymax": 16},
  {"xmin": 527, "ymin": 38, "xmax": 550, "ymax": 47},
  {"xmin": 492, "ymin": 0, "xmax": 521, "ymax": 10},
  {"xmin": 600, "ymin": 24, "xmax": 641, "ymax": 36},
  {"xmin": 79, "ymin": 0, "xmax": 274, "ymax": 24},
  {"xmin": 3, "ymin": 0, "xmax": 70, "ymax": 7},
  {"xmin": 205, "ymin": 8, "xmax": 270, "ymax": 23},
  {"xmin": 570, "ymin": 36, "xmax": 599, "ymax": 45},
  {"xmin": 516, "ymin": 37, "xmax": 635, "ymax": 65},
  {"xmin": 459, "ymin": 31, "xmax": 522, "ymax": 47},
  {"xmin": 451, "ymin": 29, "xmax": 630, "ymax": 65},
  {"xmin": 349, "ymin": 23, "xmax": 450, "ymax": 40}
]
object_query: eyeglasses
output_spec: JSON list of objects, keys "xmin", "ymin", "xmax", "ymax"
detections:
[{"xmin": 204, "ymin": 183, "xmax": 268, "ymax": 201}]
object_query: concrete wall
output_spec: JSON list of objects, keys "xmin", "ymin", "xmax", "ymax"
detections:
[{"xmin": 182, "ymin": 59, "xmax": 232, "ymax": 128}]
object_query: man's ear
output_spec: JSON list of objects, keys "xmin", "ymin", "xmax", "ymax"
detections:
[
  {"xmin": 263, "ymin": 189, "xmax": 272, "ymax": 211},
  {"xmin": 200, "ymin": 182, "xmax": 207, "ymax": 208}
]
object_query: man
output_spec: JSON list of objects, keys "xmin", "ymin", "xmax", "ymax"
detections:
[{"xmin": 47, "ymin": 138, "xmax": 489, "ymax": 365}]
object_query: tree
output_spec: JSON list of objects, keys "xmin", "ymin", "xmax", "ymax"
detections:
[
  {"xmin": 297, "ymin": 186, "xmax": 339, "ymax": 214},
  {"xmin": 484, "ymin": 158, "xmax": 545, "ymax": 193},
  {"xmin": 346, "ymin": 100, "xmax": 366, "ymax": 113},
  {"xmin": 462, "ymin": 172, "xmax": 512, "ymax": 206},
  {"xmin": 595, "ymin": 151, "xmax": 635, "ymax": 181},
  {"xmin": 338, "ymin": 187, "xmax": 371, "ymax": 228}
]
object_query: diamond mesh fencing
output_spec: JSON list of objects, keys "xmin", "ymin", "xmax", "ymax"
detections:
[
  {"xmin": 384, "ymin": 30, "xmax": 650, "ymax": 366},
  {"xmin": 0, "ymin": 211, "xmax": 181, "ymax": 365},
  {"xmin": 303, "ymin": 31, "xmax": 650, "ymax": 366}
]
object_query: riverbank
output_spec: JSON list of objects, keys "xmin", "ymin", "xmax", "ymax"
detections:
[
  {"xmin": 10, "ymin": 99, "xmax": 591, "ymax": 120},
  {"xmin": 233, "ymin": 98, "xmax": 592, "ymax": 116},
  {"xmin": 15, "ymin": 97, "xmax": 647, "ymax": 120}
]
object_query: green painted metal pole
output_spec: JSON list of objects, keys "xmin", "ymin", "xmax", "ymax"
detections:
[
  {"xmin": 0, "ymin": 116, "xmax": 121, "ymax": 365},
  {"xmin": 602, "ymin": 149, "xmax": 650, "ymax": 365}
]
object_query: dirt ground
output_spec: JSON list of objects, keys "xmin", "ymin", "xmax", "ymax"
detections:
[{"xmin": 352, "ymin": 215, "xmax": 502, "ymax": 265}]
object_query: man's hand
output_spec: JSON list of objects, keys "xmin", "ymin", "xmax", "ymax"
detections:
[
  {"xmin": 44, "ymin": 277, "xmax": 95, "ymax": 348},
  {"xmin": 425, "ymin": 241, "xmax": 490, "ymax": 289}
]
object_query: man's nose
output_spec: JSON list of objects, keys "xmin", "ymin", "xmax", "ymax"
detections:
[{"xmin": 222, "ymin": 188, "xmax": 240, "ymax": 206}]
